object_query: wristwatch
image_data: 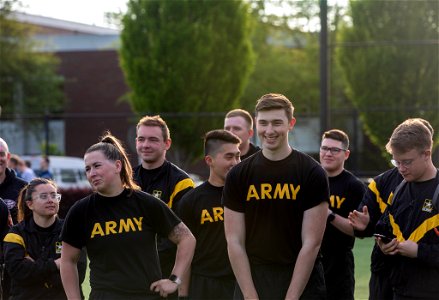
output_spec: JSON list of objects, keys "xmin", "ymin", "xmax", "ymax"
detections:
[
  {"xmin": 327, "ymin": 211, "xmax": 336, "ymax": 223},
  {"xmin": 169, "ymin": 274, "xmax": 182, "ymax": 285}
]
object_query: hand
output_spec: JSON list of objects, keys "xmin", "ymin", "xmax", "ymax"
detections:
[
  {"xmin": 376, "ymin": 237, "xmax": 398, "ymax": 255},
  {"xmin": 150, "ymin": 279, "xmax": 178, "ymax": 298},
  {"xmin": 348, "ymin": 205, "xmax": 370, "ymax": 231},
  {"xmin": 396, "ymin": 240, "xmax": 418, "ymax": 258}
]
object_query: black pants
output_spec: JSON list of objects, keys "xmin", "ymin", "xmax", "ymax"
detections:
[
  {"xmin": 189, "ymin": 273, "xmax": 235, "ymax": 300},
  {"xmin": 322, "ymin": 250, "xmax": 355, "ymax": 300},
  {"xmin": 234, "ymin": 262, "xmax": 326, "ymax": 300},
  {"xmin": 90, "ymin": 289, "xmax": 163, "ymax": 300},
  {"xmin": 369, "ymin": 269, "xmax": 393, "ymax": 300}
]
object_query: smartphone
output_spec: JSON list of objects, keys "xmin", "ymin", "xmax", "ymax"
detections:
[{"xmin": 373, "ymin": 233, "xmax": 392, "ymax": 244}]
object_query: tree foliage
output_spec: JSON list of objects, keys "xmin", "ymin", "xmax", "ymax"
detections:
[
  {"xmin": 337, "ymin": 0, "xmax": 439, "ymax": 155},
  {"xmin": 120, "ymin": 0, "xmax": 254, "ymax": 164},
  {"xmin": 0, "ymin": 0, "xmax": 64, "ymax": 115}
]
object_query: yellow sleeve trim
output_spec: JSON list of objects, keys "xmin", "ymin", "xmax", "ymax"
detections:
[
  {"xmin": 368, "ymin": 180, "xmax": 388, "ymax": 213},
  {"xmin": 168, "ymin": 178, "xmax": 195, "ymax": 208},
  {"xmin": 3, "ymin": 232, "xmax": 26, "ymax": 248}
]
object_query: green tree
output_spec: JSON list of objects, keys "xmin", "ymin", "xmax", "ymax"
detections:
[
  {"xmin": 337, "ymin": 0, "xmax": 439, "ymax": 157},
  {"xmin": 120, "ymin": 0, "xmax": 254, "ymax": 164},
  {"xmin": 0, "ymin": 0, "xmax": 64, "ymax": 115}
]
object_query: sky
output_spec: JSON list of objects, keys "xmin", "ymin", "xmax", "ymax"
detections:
[{"xmin": 18, "ymin": 0, "xmax": 129, "ymax": 28}]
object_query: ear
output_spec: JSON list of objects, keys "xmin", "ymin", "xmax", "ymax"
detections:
[
  {"xmin": 248, "ymin": 128, "xmax": 254, "ymax": 138},
  {"xmin": 165, "ymin": 138, "xmax": 172, "ymax": 151},
  {"xmin": 289, "ymin": 117, "xmax": 296, "ymax": 130},
  {"xmin": 205, "ymin": 155, "xmax": 213, "ymax": 167},
  {"xmin": 114, "ymin": 160, "xmax": 122, "ymax": 172},
  {"xmin": 344, "ymin": 149, "xmax": 351, "ymax": 160},
  {"xmin": 26, "ymin": 200, "xmax": 34, "ymax": 211}
]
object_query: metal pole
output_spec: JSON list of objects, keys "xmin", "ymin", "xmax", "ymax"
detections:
[
  {"xmin": 319, "ymin": 0, "xmax": 329, "ymax": 134},
  {"xmin": 44, "ymin": 111, "xmax": 50, "ymax": 156}
]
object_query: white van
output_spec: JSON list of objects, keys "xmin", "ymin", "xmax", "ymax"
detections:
[{"xmin": 22, "ymin": 155, "xmax": 90, "ymax": 190}]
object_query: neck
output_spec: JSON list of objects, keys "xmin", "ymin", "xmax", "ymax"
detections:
[
  {"xmin": 326, "ymin": 167, "xmax": 344, "ymax": 178},
  {"xmin": 141, "ymin": 158, "xmax": 165, "ymax": 170},
  {"xmin": 99, "ymin": 184, "xmax": 125, "ymax": 197},
  {"xmin": 208, "ymin": 174, "xmax": 225, "ymax": 187},
  {"xmin": 418, "ymin": 163, "xmax": 438, "ymax": 182},
  {"xmin": 33, "ymin": 214, "xmax": 56, "ymax": 228},
  {"xmin": 239, "ymin": 142, "xmax": 250, "ymax": 156},
  {"xmin": 262, "ymin": 145, "xmax": 292, "ymax": 161},
  {"xmin": 0, "ymin": 172, "xmax": 5, "ymax": 184}
]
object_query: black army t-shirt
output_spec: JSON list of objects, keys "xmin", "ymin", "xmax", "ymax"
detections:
[
  {"xmin": 178, "ymin": 181, "xmax": 233, "ymax": 278},
  {"xmin": 223, "ymin": 149, "xmax": 329, "ymax": 265},
  {"xmin": 61, "ymin": 189, "xmax": 181, "ymax": 295}
]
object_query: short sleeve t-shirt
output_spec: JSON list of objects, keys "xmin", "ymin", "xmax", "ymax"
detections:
[
  {"xmin": 177, "ymin": 181, "xmax": 233, "ymax": 278},
  {"xmin": 61, "ymin": 189, "xmax": 181, "ymax": 294},
  {"xmin": 223, "ymin": 150, "xmax": 329, "ymax": 265}
]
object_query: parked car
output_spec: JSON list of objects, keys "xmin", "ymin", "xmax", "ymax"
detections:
[{"xmin": 21, "ymin": 155, "xmax": 90, "ymax": 190}]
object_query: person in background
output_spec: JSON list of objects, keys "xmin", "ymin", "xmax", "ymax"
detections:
[
  {"xmin": 7, "ymin": 155, "xmax": 21, "ymax": 177},
  {"xmin": 177, "ymin": 130, "xmax": 241, "ymax": 299},
  {"xmin": 319, "ymin": 129, "xmax": 366, "ymax": 300},
  {"xmin": 223, "ymin": 93, "xmax": 329, "ymax": 299},
  {"xmin": 37, "ymin": 156, "xmax": 53, "ymax": 179},
  {"xmin": 224, "ymin": 109, "xmax": 260, "ymax": 161},
  {"xmin": 60, "ymin": 132, "xmax": 195, "ymax": 299},
  {"xmin": 3, "ymin": 178, "xmax": 86, "ymax": 299},
  {"xmin": 17, "ymin": 159, "xmax": 36, "ymax": 182},
  {"xmin": 133, "ymin": 115, "xmax": 195, "ymax": 295}
]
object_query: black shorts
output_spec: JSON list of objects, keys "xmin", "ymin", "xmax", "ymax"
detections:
[
  {"xmin": 322, "ymin": 250, "xmax": 355, "ymax": 300},
  {"xmin": 189, "ymin": 273, "xmax": 235, "ymax": 300},
  {"xmin": 234, "ymin": 261, "xmax": 326, "ymax": 300},
  {"xmin": 90, "ymin": 289, "xmax": 163, "ymax": 300}
]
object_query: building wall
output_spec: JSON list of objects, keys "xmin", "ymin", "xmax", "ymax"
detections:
[{"xmin": 56, "ymin": 50, "xmax": 138, "ymax": 161}]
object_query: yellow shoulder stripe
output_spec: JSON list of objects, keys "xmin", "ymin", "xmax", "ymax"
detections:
[
  {"xmin": 168, "ymin": 178, "xmax": 195, "ymax": 208},
  {"xmin": 3, "ymin": 232, "xmax": 26, "ymax": 248},
  {"xmin": 389, "ymin": 213, "xmax": 439, "ymax": 243},
  {"xmin": 369, "ymin": 180, "xmax": 388, "ymax": 213}
]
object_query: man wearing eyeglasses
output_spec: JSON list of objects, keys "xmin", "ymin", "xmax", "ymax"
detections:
[
  {"xmin": 319, "ymin": 129, "xmax": 366, "ymax": 300},
  {"xmin": 371, "ymin": 118, "xmax": 439, "ymax": 299}
]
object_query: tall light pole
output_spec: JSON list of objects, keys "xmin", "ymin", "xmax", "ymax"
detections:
[{"xmin": 319, "ymin": 0, "xmax": 329, "ymax": 134}]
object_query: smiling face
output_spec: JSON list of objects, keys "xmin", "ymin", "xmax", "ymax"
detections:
[
  {"xmin": 84, "ymin": 150, "xmax": 122, "ymax": 196},
  {"xmin": 256, "ymin": 109, "xmax": 295, "ymax": 154},
  {"xmin": 26, "ymin": 183, "xmax": 59, "ymax": 218},
  {"xmin": 224, "ymin": 116, "xmax": 253, "ymax": 149},
  {"xmin": 320, "ymin": 138, "xmax": 350, "ymax": 177},
  {"xmin": 207, "ymin": 143, "xmax": 241, "ymax": 186},
  {"xmin": 136, "ymin": 125, "xmax": 171, "ymax": 169}
]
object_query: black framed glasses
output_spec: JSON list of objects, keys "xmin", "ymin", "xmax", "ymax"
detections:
[{"xmin": 320, "ymin": 146, "xmax": 347, "ymax": 155}]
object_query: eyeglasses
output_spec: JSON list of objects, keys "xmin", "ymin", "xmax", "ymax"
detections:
[
  {"xmin": 320, "ymin": 146, "xmax": 347, "ymax": 155},
  {"xmin": 390, "ymin": 159, "xmax": 414, "ymax": 168},
  {"xmin": 33, "ymin": 193, "xmax": 62, "ymax": 202}
]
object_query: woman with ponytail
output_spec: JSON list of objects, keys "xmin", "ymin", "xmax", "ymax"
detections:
[
  {"xmin": 3, "ymin": 178, "xmax": 86, "ymax": 299},
  {"xmin": 60, "ymin": 132, "xmax": 195, "ymax": 300}
]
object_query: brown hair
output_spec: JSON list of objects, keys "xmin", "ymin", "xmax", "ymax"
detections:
[
  {"xmin": 204, "ymin": 129, "xmax": 241, "ymax": 156},
  {"xmin": 225, "ymin": 109, "xmax": 254, "ymax": 129},
  {"xmin": 136, "ymin": 115, "xmax": 170, "ymax": 141},
  {"xmin": 322, "ymin": 129, "xmax": 350, "ymax": 149},
  {"xmin": 255, "ymin": 93, "xmax": 294, "ymax": 121},
  {"xmin": 86, "ymin": 132, "xmax": 140, "ymax": 191},
  {"xmin": 385, "ymin": 118, "xmax": 433, "ymax": 155},
  {"xmin": 17, "ymin": 178, "xmax": 57, "ymax": 222}
]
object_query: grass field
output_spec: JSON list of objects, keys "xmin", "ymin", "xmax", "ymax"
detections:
[{"xmin": 81, "ymin": 238, "xmax": 375, "ymax": 299}]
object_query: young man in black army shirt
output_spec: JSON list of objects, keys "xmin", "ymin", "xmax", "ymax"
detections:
[
  {"xmin": 133, "ymin": 115, "xmax": 195, "ymax": 298},
  {"xmin": 223, "ymin": 93, "xmax": 329, "ymax": 300},
  {"xmin": 177, "ymin": 129, "xmax": 241, "ymax": 299},
  {"xmin": 319, "ymin": 129, "xmax": 365, "ymax": 300}
]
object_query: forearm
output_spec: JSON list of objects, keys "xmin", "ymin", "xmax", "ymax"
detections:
[
  {"xmin": 60, "ymin": 260, "xmax": 81, "ymax": 300},
  {"xmin": 179, "ymin": 266, "xmax": 191, "ymax": 296},
  {"xmin": 330, "ymin": 213, "xmax": 354, "ymax": 236},
  {"xmin": 286, "ymin": 245, "xmax": 320, "ymax": 300},
  {"xmin": 228, "ymin": 242, "xmax": 258, "ymax": 299},
  {"xmin": 171, "ymin": 229, "xmax": 196, "ymax": 278}
]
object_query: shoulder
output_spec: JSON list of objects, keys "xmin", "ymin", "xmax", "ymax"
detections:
[{"xmin": 165, "ymin": 161, "xmax": 191, "ymax": 179}]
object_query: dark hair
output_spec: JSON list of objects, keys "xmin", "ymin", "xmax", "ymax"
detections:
[
  {"xmin": 225, "ymin": 109, "xmax": 254, "ymax": 129},
  {"xmin": 204, "ymin": 129, "xmax": 241, "ymax": 156},
  {"xmin": 17, "ymin": 178, "xmax": 57, "ymax": 222},
  {"xmin": 322, "ymin": 129, "xmax": 350, "ymax": 149},
  {"xmin": 42, "ymin": 155, "xmax": 50, "ymax": 164},
  {"xmin": 255, "ymin": 93, "xmax": 294, "ymax": 121},
  {"xmin": 385, "ymin": 118, "xmax": 433, "ymax": 154},
  {"xmin": 136, "ymin": 115, "xmax": 170, "ymax": 141},
  {"xmin": 86, "ymin": 132, "xmax": 140, "ymax": 191}
]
